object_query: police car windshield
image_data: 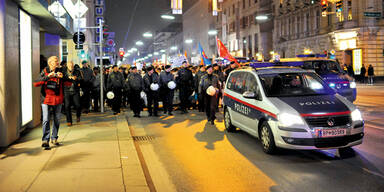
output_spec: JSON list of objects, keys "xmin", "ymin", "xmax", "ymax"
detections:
[
  {"xmin": 302, "ymin": 60, "xmax": 341, "ymax": 75},
  {"xmin": 259, "ymin": 72, "xmax": 336, "ymax": 97}
]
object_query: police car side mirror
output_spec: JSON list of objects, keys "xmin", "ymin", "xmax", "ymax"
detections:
[{"xmin": 243, "ymin": 91, "xmax": 257, "ymax": 99}]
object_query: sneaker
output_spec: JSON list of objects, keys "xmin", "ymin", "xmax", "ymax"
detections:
[
  {"xmin": 210, "ymin": 120, "xmax": 215, "ymax": 125},
  {"xmin": 51, "ymin": 139, "xmax": 60, "ymax": 146},
  {"xmin": 41, "ymin": 141, "xmax": 50, "ymax": 148},
  {"xmin": 67, "ymin": 122, "xmax": 72, "ymax": 126}
]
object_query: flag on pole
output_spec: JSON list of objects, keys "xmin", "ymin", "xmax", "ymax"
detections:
[
  {"xmin": 216, "ymin": 37, "xmax": 239, "ymax": 65},
  {"xmin": 198, "ymin": 43, "xmax": 212, "ymax": 65}
]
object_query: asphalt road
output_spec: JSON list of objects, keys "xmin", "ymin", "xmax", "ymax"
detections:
[{"xmin": 127, "ymin": 84, "xmax": 384, "ymax": 192}]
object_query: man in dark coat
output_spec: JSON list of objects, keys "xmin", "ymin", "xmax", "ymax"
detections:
[
  {"xmin": 159, "ymin": 65, "xmax": 175, "ymax": 115},
  {"xmin": 176, "ymin": 61, "xmax": 194, "ymax": 113},
  {"xmin": 63, "ymin": 61, "xmax": 82, "ymax": 125},
  {"xmin": 199, "ymin": 65, "xmax": 220, "ymax": 125},
  {"xmin": 368, "ymin": 64, "xmax": 375, "ymax": 85},
  {"xmin": 195, "ymin": 65, "xmax": 206, "ymax": 112},
  {"xmin": 80, "ymin": 60, "xmax": 95, "ymax": 113},
  {"xmin": 107, "ymin": 65, "xmax": 125, "ymax": 115},
  {"xmin": 126, "ymin": 66, "xmax": 144, "ymax": 117},
  {"xmin": 360, "ymin": 64, "xmax": 366, "ymax": 83},
  {"xmin": 143, "ymin": 66, "xmax": 160, "ymax": 116}
]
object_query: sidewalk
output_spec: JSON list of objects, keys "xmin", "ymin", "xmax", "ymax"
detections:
[{"xmin": 0, "ymin": 111, "xmax": 150, "ymax": 192}]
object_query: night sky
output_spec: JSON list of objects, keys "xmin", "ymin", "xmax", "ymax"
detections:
[{"xmin": 105, "ymin": 0, "xmax": 197, "ymax": 52}]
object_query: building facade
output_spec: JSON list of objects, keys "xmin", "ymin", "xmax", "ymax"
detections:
[
  {"xmin": 183, "ymin": 0, "xmax": 216, "ymax": 60},
  {"xmin": 216, "ymin": 0, "xmax": 273, "ymax": 60},
  {"xmin": 274, "ymin": 0, "xmax": 384, "ymax": 77}
]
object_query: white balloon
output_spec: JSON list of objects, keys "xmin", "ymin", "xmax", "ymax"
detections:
[
  {"xmin": 206, "ymin": 86, "xmax": 217, "ymax": 96},
  {"xmin": 168, "ymin": 81, "xmax": 176, "ymax": 90},
  {"xmin": 106, "ymin": 91, "xmax": 115, "ymax": 99},
  {"xmin": 150, "ymin": 83, "xmax": 159, "ymax": 91}
]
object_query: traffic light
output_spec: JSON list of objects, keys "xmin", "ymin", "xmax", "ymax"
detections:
[
  {"xmin": 119, "ymin": 50, "xmax": 124, "ymax": 60},
  {"xmin": 321, "ymin": 0, "xmax": 328, "ymax": 17},
  {"xmin": 336, "ymin": 0, "xmax": 343, "ymax": 12}
]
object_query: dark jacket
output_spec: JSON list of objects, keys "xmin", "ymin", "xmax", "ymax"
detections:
[
  {"xmin": 126, "ymin": 72, "xmax": 143, "ymax": 92},
  {"xmin": 214, "ymin": 69, "xmax": 225, "ymax": 82},
  {"xmin": 159, "ymin": 71, "xmax": 175, "ymax": 90},
  {"xmin": 199, "ymin": 73, "xmax": 219, "ymax": 95},
  {"xmin": 107, "ymin": 71, "xmax": 125, "ymax": 90},
  {"xmin": 143, "ymin": 72, "xmax": 160, "ymax": 93},
  {"xmin": 63, "ymin": 67, "xmax": 82, "ymax": 93},
  {"xmin": 360, "ymin": 66, "xmax": 366, "ymax": 77},
  {"xmin": 368, "ymin": 66, "xmax": 374, "ymax": 76},
  {"xmin": 81, "ymin": 67, "xmax": 95, "ymax": 84},
  {"xmin": 194, "ymin": 71, "xmax": 206, "ymax": 92},
  {"xmin": 176, "ymin": 67, "xmax": 193, "ymax": 88}
]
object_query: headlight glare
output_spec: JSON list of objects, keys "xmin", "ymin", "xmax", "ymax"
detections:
[
  {"xmin": 278, "ymin": 113, "xmax": 305, "ymax": 127},
  {"xmin": 351, "ymin": 109, "xmax": 363, "ymax": 122}
]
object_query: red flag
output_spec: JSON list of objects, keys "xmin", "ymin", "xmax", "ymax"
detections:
[{"xmin": 216, "ymin": 37, "xmax": 239, "ymax": 65}]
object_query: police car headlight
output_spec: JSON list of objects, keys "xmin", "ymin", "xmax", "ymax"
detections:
[
  {"xmin": 278, "ymin": 113, "xmax": 305, "ymax": 127},
  {"xmin": 351, "ymin": 109, "xmax": 363, "ymax": 122},
  {"xmin": 350, "ymin": 81, "xmax": 356, "ymax": 88}
]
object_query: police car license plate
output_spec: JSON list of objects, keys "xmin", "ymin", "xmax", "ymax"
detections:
[{"xmin": 316, "ymin": 129, "xmax": 347, "ymax": 138}]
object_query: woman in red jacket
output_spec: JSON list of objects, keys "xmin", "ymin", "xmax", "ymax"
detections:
[{"xmin": 34, "ymin": 56, "xmax": 64, "ymax": 149}]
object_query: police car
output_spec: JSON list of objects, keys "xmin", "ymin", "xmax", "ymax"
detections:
[{"xmin": 223, "ymin": 65, "xmax": 364, "ymax": 154}]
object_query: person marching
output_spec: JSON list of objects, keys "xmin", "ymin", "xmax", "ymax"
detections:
[
  {"xmin": 80, "ymin": 60, "xmax": 95, "ymax": 114},
  {"xmin": 126, "ymin": 66, "xmax": 144, "ymax": 117},
  {"xmin": 143, "ymin": 66, "xmax": 160, "ymax": 116},
  {"xmin": 63, "ymin": 61, "xmax": 82, "ymax": 126},
  {"xmin": 176, "ymin": 61, "xmax": 194, "ymax": 114},
  {"xmin": 195, "ymin": 65, "xmax": 206, "ymax": 112},
  {"xmin": 107, "ymin": 65, "xmax": 125, "ymax": 115},
  {"xmin": 159, "ymin": 65, "xmax": 176, "ymax": 115},
  {"xmin": 33, "ymin": 56, "xmax": 64, "ymax": 148},
  {"xmin": 199, "ymin": 65, "xmax": 220, "ymax": 125}
]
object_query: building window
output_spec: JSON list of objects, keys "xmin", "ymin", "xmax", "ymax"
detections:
[
  {"xmin": 233, "ymin": 4, "xmax": 235, "ymax": 15},
  {"xmin": 347, "ymin": 0, "xmax": 352, "ymax": 21},
  {"xmin": 254, "ymin": 33, "xmax": 258, "ymax": 54},
  {"xmin": 243, "ymin": 0, "xmax": 245, "ymax": 9},
  {"xmin": 62, "ymin": 41, "xmax": 68, "ymax": 55},
  {"xmin": 316, "ymin": 10, "xmax": 320, "ymax": 29},
  {"xmin": 248, "ymin": 35, "xmax": 252, "ymax": 57}
]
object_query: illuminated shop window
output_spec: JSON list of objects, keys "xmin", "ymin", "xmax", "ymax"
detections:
[{"xmin": 19, "ymin": 9, "xmax": 33, "ymax": 126}]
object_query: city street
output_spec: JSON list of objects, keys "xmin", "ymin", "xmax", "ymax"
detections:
[{"xmin": 127, "ymin": 84, "xmax": 384, "ymax": 192}]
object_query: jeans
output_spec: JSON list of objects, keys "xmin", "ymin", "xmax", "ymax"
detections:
[{"xmin": 42, "ymin": 104, "xmax": 62, "ymax": 141}]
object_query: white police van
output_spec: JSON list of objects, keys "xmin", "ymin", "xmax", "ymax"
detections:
[{"xmin": 223, "ymin": 65, "xmax": 364, "ymax": 154}]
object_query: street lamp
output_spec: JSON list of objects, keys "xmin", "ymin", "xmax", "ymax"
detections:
[
  {"xmin": 143, "ymin": 32, "xmax": 153, "ymax": 38},
  {"xmin": 170, "ymin": 46, "xmax": 178, "ymax": 51},
  {"xmin": 185, "ymin": 39, "xmax": 193, "ymax": 44},
  {"xmin": 255, "ymin": 15, "xmax": 268, "ymax": 20},
  {"xmin": 154, "ymin": 52, "xmax": 159, "ymax": 55},
  {"xmin": 148, "ymin": 54, "xmax": 153, "ymax": 57},
  {"xmin": 208, "ymin": 30, "xmax": 217, "ymax": 36},
  {"xmin": 160, "ymin": 49, "xmax": 166, "ymax": 53},
  {"xmin": 161, "ymin": 14, "xmax": 175, "ymax": 20},
  {"xmin": 136, "ymin": 41, "xmax": 144, "ymax": 46},
  {"xmin": 131, "ymin": 47, "xmax": 138, "ymax": 52}
]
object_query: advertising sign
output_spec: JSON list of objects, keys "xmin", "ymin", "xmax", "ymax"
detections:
[{"xmin": 352, "ymin": 49, "xmax": 362, "ymax": 75}]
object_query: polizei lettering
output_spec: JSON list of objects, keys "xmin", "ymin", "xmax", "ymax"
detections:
[
  {"xmin": 299, "ymin": 101, "xmax": 336, "ymax": 106},
  {"xmin": 234, "ymin": 103, "xmax": 251, "ymax": 115}
]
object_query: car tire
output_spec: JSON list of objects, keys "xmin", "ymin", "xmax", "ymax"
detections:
[
  {"xmin": 260, "ymin": 121, "xmax": 276, "ymax": 154},
  {"xmin": 224, "ymin": 108, "xmax": 236, "ymax": 132}
]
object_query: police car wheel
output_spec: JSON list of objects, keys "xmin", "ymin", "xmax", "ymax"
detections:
[
  {"xmin": 224, "ymin": 108, "xmax": 236, "ymax": 132},
  {"xmin": 260, "ymin": 122, "xmax": 276, "ymax": 154}
]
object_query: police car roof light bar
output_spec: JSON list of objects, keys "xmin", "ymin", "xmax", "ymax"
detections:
[
  {"xmin": 296, "ymin": 54, "xmax": 327, "ymax": 58},
  {"xmin": 250, "ymin": 61, "xmax": 304, "ymax": 68}
]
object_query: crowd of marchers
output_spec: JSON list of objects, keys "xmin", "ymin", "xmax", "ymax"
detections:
[{"xmin": 34, "ymin": 56, "xmax": 238, "ymax": 149}]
